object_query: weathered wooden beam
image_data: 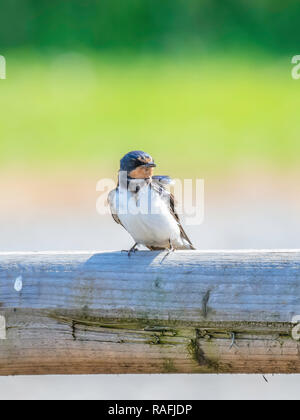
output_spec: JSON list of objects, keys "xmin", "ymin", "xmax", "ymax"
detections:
[{"xmin": 0, "ymin": 250, "xmax": 300, "ymax": 375}]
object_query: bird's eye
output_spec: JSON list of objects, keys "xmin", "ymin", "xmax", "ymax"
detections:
[{"xmin": 135, "ymin": 159, "xmax": 144, "ymax": 167}]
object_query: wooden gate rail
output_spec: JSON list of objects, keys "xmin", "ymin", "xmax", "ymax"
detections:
[{"xmin": 0, "ymin": 250, "xmax": 300, "ymax": 375}]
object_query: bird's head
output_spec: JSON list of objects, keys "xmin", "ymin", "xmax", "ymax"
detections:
[{"xmin": 120, "ymin": 150, "xmax": 156, "ymax": 179}]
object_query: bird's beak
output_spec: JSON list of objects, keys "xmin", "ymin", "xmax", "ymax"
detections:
[{"xmin": 143, "ymin": 162, "xmax": 156, "ymax": 168}]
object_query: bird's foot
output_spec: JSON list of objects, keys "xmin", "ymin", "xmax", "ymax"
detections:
[
  {"xmin": 122, "ymin": 243, "xmax": 139, "ymax": 257},
  {"xmin": 160, "ymin": 241, "xmax": 175, "ymax": 263}
]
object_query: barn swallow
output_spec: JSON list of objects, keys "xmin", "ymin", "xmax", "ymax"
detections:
[{"xmin": 108, "ymin": 150, "xmax": 195, "ymax": 255}]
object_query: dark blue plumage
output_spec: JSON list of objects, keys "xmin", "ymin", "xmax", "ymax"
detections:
[{"xmin": 120, "ymin": 150, "xmax": 156, "ymax": 173}]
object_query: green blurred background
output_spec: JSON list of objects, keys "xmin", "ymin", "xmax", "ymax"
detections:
[{"xmin": 0, "ymin": 0, "xmax": 299, "ymax": 175}]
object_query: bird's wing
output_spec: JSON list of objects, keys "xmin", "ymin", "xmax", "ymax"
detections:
[
  {"xmin": 107, "ymin": 188, "xmax": 125, "ymax": 228},
  {"xmin": 151, "ymin": 177, "xmax": 195, "ymax": 250}
]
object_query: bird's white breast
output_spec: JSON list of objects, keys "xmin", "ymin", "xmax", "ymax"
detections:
[{"xmin": 115, "ymin": 183, "xmax": 183, "ymax": 248}]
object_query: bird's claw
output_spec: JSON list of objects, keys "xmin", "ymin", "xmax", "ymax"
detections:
[
  {"xmin": 128, "ymin": 248, "xmax": 138, "ymax": 257},
  {"xmin": 122, "ymin": 243, "xmax": 139, "ymax": 257},
  {"xmin": 160, "ymin": 241, "xmax": 175, "ymax": 263}
]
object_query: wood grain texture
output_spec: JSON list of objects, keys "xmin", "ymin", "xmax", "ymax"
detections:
[{"xmin": 0, "ymin": 250, "xmax": 300, "ymax": 374}]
